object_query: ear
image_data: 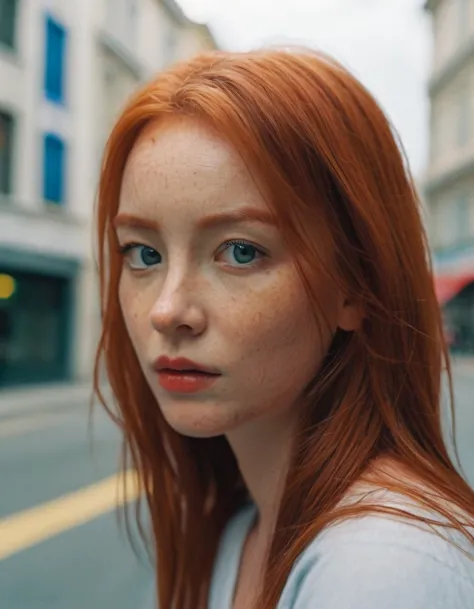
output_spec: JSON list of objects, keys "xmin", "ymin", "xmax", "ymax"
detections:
[{"xmin": 337, "ymin": 296, "xmax": 364, "ymax": 332}]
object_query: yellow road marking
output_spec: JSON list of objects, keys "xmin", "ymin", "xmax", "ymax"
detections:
[{"xmin": 0, "ymin": 470, "xmax": 140, "ymax": 561}]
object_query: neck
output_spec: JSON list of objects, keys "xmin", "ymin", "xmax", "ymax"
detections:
[{"xmin": 226, "ymin": 409, "xmax": 298, "ymax": 541}]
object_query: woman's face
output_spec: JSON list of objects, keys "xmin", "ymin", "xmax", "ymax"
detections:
[{"xmin": 116, "ymin": 117, "xmax": 348, "ymax": 438}]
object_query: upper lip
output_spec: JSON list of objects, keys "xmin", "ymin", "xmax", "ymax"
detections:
[{"xmin": 153, "ymin": 356, "xmax": 221, "ymax": 375}]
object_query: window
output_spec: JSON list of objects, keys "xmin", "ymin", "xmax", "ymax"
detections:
[
  {"xmin": 429, "ymin": 104, "xmax": 441, "ymax": 162},
  {"xmin": 429, "ymin": 199, "xmax": 441, "ymax": 248},
  {"xmin": 44, "ymin": 16, "xmax": 67, "ymax": 103},
  {"xmin": 457, "ymin": 87, "xmax": 471, "ymax": 148},
  {"xmin": 43, "ymin": 134, "xmax": 66, "ymax": 204},
  {"xmin": 458, "ymin": 0, "xmax": 470, "ymax": 40},
  {"xmin": 128, "ymin": 0, "xmax": 138, "ymax": 44},
  {"xmin": 0, "ymin": 0, "xmax": 17, "ymax": 49},
  {"xmin": 128, "ymin": 0, "xmax": 138, "ymax": 23},
  {"xmin": 455, "ymin": 192, "xmax": 471, "ymax": 243},
  {"xmin": 164, "ymin": 28, "xmax": 178, "ymax": 65},
  {"xmin": 105, "ymin": 0, "xmax": 137, "ymax": 48},
  {"xmin": 0, "ymin": 269, "xmax": 71, "ymax": 387},
  {"xmin": 0, "ymin": 111, "xmax": 13, "ymax": 195}
]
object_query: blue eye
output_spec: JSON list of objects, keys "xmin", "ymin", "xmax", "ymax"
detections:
[
  {"xmin": 120, "ymin": 244, "xmax": 161, "ymax": 269},
  {"xmin": 219, "ymin": 240, "xmax": 266, "ymax": 267}
]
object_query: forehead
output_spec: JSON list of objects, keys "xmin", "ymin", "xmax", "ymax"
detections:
[{"xmin": 119, "ymin": 117, "xmax": 266, "ymax": 213}]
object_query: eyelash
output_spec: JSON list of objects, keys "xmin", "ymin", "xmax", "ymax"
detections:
[
  {"xmin": 117, "ymin": 240, "xmax": 268, "ymax": 268},
  {"xmin": 118, "ymin": 243, "xmax": 140, "ymax": 255},
  {"xmin": 219, "ymin": 239, "xmax": 267, "ymax": 260}
]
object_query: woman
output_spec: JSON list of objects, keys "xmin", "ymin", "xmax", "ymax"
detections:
[{"xmin": 94, "ymin": 48, "xmax": 474, "ymax": 609}]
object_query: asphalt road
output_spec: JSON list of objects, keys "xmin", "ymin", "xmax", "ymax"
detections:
[
  {"xmin": 0, "ymin": 367, "xmax": 473, "ymax": 609},
  {"xmin": 0, "ymin": 404, "xmax": 154, "ymax": 609},
  {"xmin": 447, "ymin": 370, "xmax": 474, "ymax": 488}
]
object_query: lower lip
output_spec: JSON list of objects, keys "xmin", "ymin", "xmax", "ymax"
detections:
[{"xmin": 157, "ymin": 370, "xmax": 219, "ymax": 393}]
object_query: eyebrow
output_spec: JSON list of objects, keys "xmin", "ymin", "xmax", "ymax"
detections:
[
  {"xmin": 112, "ymin": 207, "xmax": 277, "ymax": 231},
  {"xmin": 112, "ymin": 213, "xmax": 159, "ymax": 231}
]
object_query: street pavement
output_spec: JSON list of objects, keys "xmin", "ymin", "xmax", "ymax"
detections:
[
  {"xmin": 0, "ymin": 398, "xmax": 154, "ymax": 609},
  {"xmin": 447, "ymin": 369, "xmax": 474, "ymax": 488},
  {"xmin": 0, "ymin": 366, "xmax": 473, "ymax": 609}
]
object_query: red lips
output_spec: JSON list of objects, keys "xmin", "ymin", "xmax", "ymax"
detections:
[{"xmin": 153, "ymin": 356, "xmax": 221, "ymax": 393}]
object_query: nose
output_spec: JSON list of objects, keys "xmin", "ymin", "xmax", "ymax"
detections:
[{"xmin": 149, "ymin": 273, "xmax": 207, "ymax": 338}]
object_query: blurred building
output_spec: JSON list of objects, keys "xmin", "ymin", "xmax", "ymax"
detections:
[
  {"xmin": 97, "ymin": 0, "xmax": 216, "ymax": 159},
  {"xmin": 0, "ymin": 0, "xmax": 216, "ymax": 388},
  {"xmin": 424, "ymin": 0, "xmax": 474, "ymax": 353}
]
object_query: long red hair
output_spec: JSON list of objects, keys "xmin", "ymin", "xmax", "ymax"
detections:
[{"xmin": 94, "ymin": 48, "xmax": 474, "ymax": 609}]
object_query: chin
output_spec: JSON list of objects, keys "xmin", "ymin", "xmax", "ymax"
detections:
[
  {"xmin": 172, "ymin": 426, "xmax": 224, "ymax": 439},
  {"xmin": 158, "ymin": 399, "xmax": 244, "ymax": 439}
]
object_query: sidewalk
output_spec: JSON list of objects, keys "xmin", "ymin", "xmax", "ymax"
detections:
[
  {"xmin": 451, "ymin": 355, "xmax": 474, "ymax": 378},
  {"xmin": 0, "ymin": 381, "xmax": 97, "ymax": 420}
]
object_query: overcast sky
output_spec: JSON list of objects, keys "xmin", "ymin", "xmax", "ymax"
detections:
[{"xmin": 176, "ymin": 0, "xmax": 432, "ymax": 179}]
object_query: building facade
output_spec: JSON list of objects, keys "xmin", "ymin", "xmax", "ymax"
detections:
[
  {"xmin": 424, "ymin": 0, "xmax": 474, "ymax": 352},
  {"xmin": 0, "ymin": 0, "xmax": 216, "ymax": 388}
]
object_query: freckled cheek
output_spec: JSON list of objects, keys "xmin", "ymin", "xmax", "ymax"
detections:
[
  {"xmin": 118, "ymin": 276, "xmax": 151, "ymax": 348},
  {"xmin": 218, "ymin": 279, "xmax": 317, "ymax": 360}
]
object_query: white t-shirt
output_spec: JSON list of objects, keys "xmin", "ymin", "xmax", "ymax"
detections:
[{"xmin": 208, "ymin": 497, "xmax": 474, "ymax": 608}]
